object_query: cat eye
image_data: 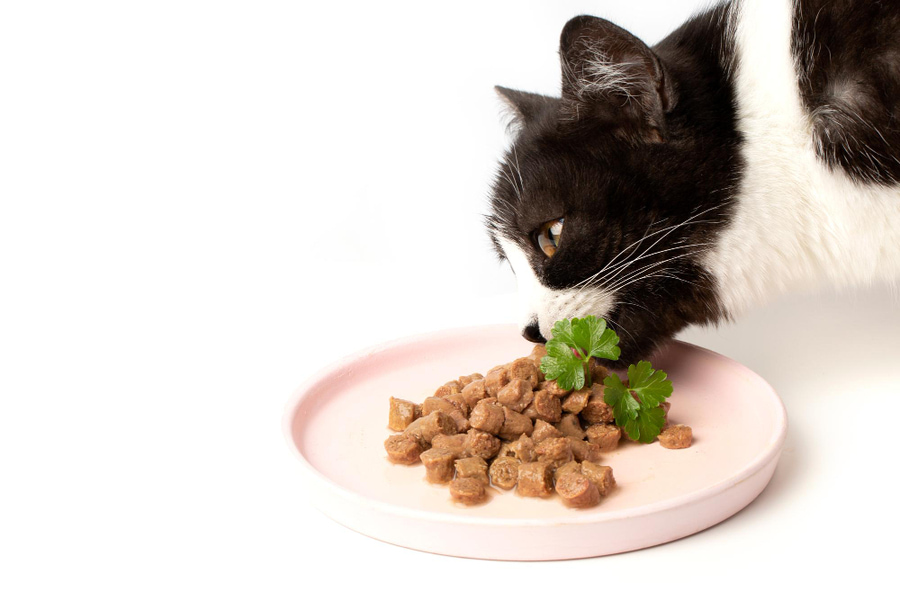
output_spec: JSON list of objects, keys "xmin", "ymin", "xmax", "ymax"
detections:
[{"xmin": 536, "ymin": 217, "xmax": 564, "ymax": 257}]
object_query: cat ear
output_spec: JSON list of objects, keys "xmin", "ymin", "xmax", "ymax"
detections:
[
  {"xmin": 495, "ymin": 85, "xmax": 556, "ymax": 134},
  {"xmin": 558, "ymin": 15, "xmax": 676, "ymax": 142}
]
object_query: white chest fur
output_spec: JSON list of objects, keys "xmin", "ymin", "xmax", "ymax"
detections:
[{"xmin": 701, "ymin": 0, "xmax": 900, "ymax": 318}]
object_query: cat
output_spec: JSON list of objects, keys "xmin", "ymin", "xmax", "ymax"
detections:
[{"xmin": 486, "ymin": 0, "xmax": 900, "ymax": 364}]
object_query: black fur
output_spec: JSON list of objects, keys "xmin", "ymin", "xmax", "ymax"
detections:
[
  {"xmin": 486, "ymin": 5, "xmax": 742, "ymax": 364},
  {"xmin": 793, "ymin": 0, "xmax": 900, "ymax": 185}
]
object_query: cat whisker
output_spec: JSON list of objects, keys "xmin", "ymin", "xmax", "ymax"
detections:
[
  {"xmin": 613, "ymin": 299, "xmax": 656, "ymax": 315},
  {"xmin": 574, "ymin": 218, "xmax": 664, "ymax": 289},
  {"xmin": 575, "ymin": 200, "xmax": 731, "ymax": 289},
  {"xmin": 604, "ymin": 315, "xmax": 635, "ymax": 344},
  {"xmin": 603, "ymin": 250, "xmax": 710, "ymax": 297},
  {"xmin": 584, "ymin": 241, "xmax": 715, "ymax": 291},
  {"xmin": 579, "ymin": 237, "xmax": 716, "ymax": 292}
]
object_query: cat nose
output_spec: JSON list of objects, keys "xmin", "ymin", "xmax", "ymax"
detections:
[{"xmin": 522, "ymin": 322, "xmax": 546, "ymax": 344}]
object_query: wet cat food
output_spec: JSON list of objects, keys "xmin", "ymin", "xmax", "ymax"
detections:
[
  {"xmin": 449, "ymin": 477, "xmax": 487, "ymax": 505},
  {"xmin": 658, "ymin": 424, "xmax": 693, "ymax": 449},
  {"xmin": 383, "ymin": 344, "xmax": 689, "ymax": 508}
]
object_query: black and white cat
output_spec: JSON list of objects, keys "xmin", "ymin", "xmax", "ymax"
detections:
[{"xmin": 487, "ymin": 0, "xmax": 900, "ymax": 363}]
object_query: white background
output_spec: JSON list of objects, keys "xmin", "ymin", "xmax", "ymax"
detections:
[{"xmin": 1, "ymin": 1, "xmax": 898, "ymax": 598}]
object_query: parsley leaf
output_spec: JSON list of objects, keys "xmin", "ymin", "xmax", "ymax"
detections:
[
  {"xmin": 540, "ymin": 339, "xmax": 585, "ymax": 391},
  {"xmin": 539, "ymin": 316, "xmax": 621, "ymax": 390},
  {"xmin": 622, "ymin": 406, "xmax": 667, "ymax": 444},
  {"xmin": 626, "ymin": 361, "xmax": 673, "ymax": 409},
  {"xmin": 602, "ymin": 362, "xmax": 673, "ymax": 443},
  {"xmin": 603, "ymin": 374, "xmax": 640, "ymax": 421},
  {"xmin": 549, "ymin": 319, "xmax": 579, "ymax": 350},
  {"xmin": 578, "ymin": 317, "xmax": 621, "ymax": 362}
]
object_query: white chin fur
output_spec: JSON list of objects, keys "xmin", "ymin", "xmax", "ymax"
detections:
[{"xmin": 500, "ymin": 237, "xmax": 616, "ymax": 340}]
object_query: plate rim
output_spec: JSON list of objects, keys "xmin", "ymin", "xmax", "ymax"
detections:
[{"xmin": 283, "ymin": 323, "xmax": 788, "ymax": 527}]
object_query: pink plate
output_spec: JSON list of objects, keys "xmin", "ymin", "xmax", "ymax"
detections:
[{"xmin": 283, "ymin": 324, "xmax": 787, "ymax": 560}]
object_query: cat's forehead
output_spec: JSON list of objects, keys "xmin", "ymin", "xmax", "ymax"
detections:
[{"xmin": 491, "ymin": 134, "xmax": 625, "ymax": 225}]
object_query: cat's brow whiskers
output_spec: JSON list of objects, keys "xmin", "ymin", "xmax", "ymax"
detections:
[
  {"xmin": 505, "ymin": 166, "xmax": 523, "ymax": 200},
  {"xmin": 497, "ymin": 168, "xmax": 522, "ymax": 202},
  {"xmin": 511, "ymin": 146, "xmax": 526, "ymax": 194}
]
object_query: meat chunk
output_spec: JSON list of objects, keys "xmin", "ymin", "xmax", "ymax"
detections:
[
  {"xmin": 420, "ymin": 448, "xmax": 456, "ymax": 483},
  {"xmin": 531, "ymin": 419, "xmax": 563, "ymax": 444},
  {"xmin": 496, "ymin": 379, "xmax": 533, "ymax": 413},
  {"xmin": 522, "ymin": 400, "xmax": 539, "ymax": 421},
  {"xmin": 484, "ymin": 366, "xmax": 511, "ymax": 397},
  {"xmin": 454, "ymin": 456, "xmax": 489, "ymax": 484},
  {"xmin": 388, "ymin": 396, "xmax": 418, "ymax": 431},
  {"xmin": 581, "ymin": 462, "xmax": 616, "ymax": 496},
  {"xmin": 581, "ymin": 384, "xmax": 615, "ymax": 424},
  {"xmin": 508, "ymin": 433, "xmax": 536, "ymax": 463},
  {"xmin": 464, "ymin": 429, "xmax": 501, "ymax": 460},
  {"xmin": 561, "ymin": 388, "xmax": 590, "ymax": 414},
  {"xmin": 449, "ymin": 477, "xmax": 487, "ymax": 505},
  {"xmin": 570, "ymin": 438, "xmax": 603, "ymax": 463},
  {"xmin": 557, "ymin": 413, "xmax": 584, "ymax": 439},
  {"xmin": 658, "ymin": 424, "xmax": 692, "ymax": 449},
  {"xmin": 528, "ymin": 344, "xmax": 547, "ymax": 367},
  {"xmin": 404, "ymin": 411, "xmax": 457, "ymax": 445},
  {"xmin": 461, "ymin": 379, "xmax": 488, "ymax": 409},
  {"xmin": 496, "ymin": 441, "xmax": 515, "ymax": 459},
  {"xmin": 384, "ymin": 433, "xmax": 426, "ymax": 465},
  {"xmin": 585, "ymin": 423, "xmax": 621, "ymax": 452},
  {"xmin": 421, "ymin": 396, "xmax": 468, "ymax": 432},
  {"xmin": 498, "ymin": 406, "xmax": 534, "ymax": 441},
  {"xmin": 538, "ymin": 379, "xmax": 571, "ymax": 398},
  {"xmin": 516, "ymin": 461, "xmax": 554, "ymax": 497},
  {"xmin": 508, "ymin": 357, "xmax": 540, "ymax": 389},
  {"xmin": 555, "ymin": 472, "xmax": 601, "ymax": 509},
  {"xmin": 421, "ymin": 396, "xmax": 454, "ymax": 417},
  {"xmin": 434, "ymin": 380, "xmax": 462, "ymax": 397},
  {"xmin": 443, "ymin": 393, "xmax": 469, "ymax": 416},
  {"xmin": 489, "ymin": 456, "xmax": 520, "ymax": 490},
  {"xmin": 530, "ymin": 390, "xmax": 562, "ymax": 423},
  {"xmin": 457, "ymin": 373, "xmax": 484, "ymax": 388},
  {"xmin": 430, "ymin": 433, "xmax": 467, "ymax": 458},
  {"xmin": 469, "ymin": 400, "xmax": 505, "ymax": 435},
  {"xmin": 535, "ymin": 436, "xmax": 574, "ymax": 469},
  {"xmin": 554, "ymin": 460, "xmax": 582, "ymax": 482}
]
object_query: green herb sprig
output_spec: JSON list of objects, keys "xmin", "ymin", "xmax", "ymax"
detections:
[
  {"xmin": 538, "ymin": 316, "xmax": 620, "ymax": 391},
  {"xmin": 603, "ymin": 362, "xmax": 672, "ymax": 443},
  {"xmin": 538, "ymin": 317, "xmax": 673, "ymax": 444}
]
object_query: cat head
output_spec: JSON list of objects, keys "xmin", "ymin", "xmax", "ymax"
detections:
[{"xmin": 486, "ymin": 15, "xmax": 737, "ymax": 363}]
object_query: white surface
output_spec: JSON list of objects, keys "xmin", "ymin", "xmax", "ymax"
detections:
[{"xmin": 1, "ymin": 0, "xmax": 897, "ymax": 598}]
